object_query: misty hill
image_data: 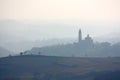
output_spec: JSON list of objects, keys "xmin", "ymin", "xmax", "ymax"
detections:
[
  {"xmin": 0, "ymin": 46, "xmax": 13, "ymax": 57},
  {"xmin": 0, "ymin": 55, "xmax": 120, "ymax": 80},
  {"xmin": 27, "ymin": 41, "xmax": 120, "ymax": 57},
  {"xmin": 0, "ymin": 20, "xmax": 120, "ymax": 53},
  {"xmin": 25, "ymin": 29, "xmax": 120, "ymax": 57}
]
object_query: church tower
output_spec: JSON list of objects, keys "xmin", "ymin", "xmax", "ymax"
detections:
[{"xmin": 78, "ymin": 29, "xmax": 82, "ymax": 43}]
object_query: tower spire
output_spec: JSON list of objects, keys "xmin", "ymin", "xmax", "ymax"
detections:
[{"xmin": 78, "ymin": 28, "xmax": 82, "ymax": 43}]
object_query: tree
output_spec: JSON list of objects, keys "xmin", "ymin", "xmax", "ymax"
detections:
[{"xmin": 20, "ymin": 52, "xmax": 23, "ymax": 56}]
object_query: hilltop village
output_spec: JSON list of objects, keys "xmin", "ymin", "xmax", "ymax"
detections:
[{"xmin": 21, "ymin": 29, "xmax": 120, "ymax": 57}]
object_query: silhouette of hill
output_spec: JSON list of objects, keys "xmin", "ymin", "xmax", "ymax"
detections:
[
  {"xmin": 28, "ymin": 41, "xmax": 120, "ymax": 57},
  {"xmin": 0, "ymin": 55, "xmax": 120, "ymax": 80},
  {"xmin": 26, "ymin": 29, "xmax": 120, "ymax": 57},
  {"xmin": 0, "ymin": 46, "xmax": 13, "ymax": 57}
]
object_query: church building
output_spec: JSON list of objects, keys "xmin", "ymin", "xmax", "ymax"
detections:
[{"xmin": 77, "ymin": 29, "xmax": 94, "ymax": 48}]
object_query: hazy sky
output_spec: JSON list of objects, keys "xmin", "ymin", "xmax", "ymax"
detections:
[
  {"xmin": 0, "ymin": 0, "xmax": 120, "ymax": 21},
  {"xmin": 0, "ymin": 0, "xmax": 120, "ymax": 41},
  {"xmin": 0, "ymin": 0, "xmax": 120, "ymax": 52}
]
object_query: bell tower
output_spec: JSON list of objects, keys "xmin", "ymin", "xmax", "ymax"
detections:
[{"xmin": 78, "ymin": 29, "xmax": 82, "ymax": 43}]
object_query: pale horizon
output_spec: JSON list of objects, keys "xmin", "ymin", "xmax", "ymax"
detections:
[{"xmin": 0, "ymin": 0, "xmax": 120, "ymax": 21}]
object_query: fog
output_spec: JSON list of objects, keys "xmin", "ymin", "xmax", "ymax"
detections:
[
  {"xmin": 0, "ymin": 20, "xmax": 120, "ymax": 53},
  {"xmin": 1, "ymin": 0, "xmax": 120, "ymax": 80},
  {"xmin": 0, "ymin": 0, "xmax": 120, "ymax": 53}
]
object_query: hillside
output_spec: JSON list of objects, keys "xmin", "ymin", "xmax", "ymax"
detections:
[
  {"xmin": 0, "ymin": 46, "xmax": 13, "ymax": 57},
  {"xmin": 0, "ymin": 55, "xmax": 120, "ymax": 80}
]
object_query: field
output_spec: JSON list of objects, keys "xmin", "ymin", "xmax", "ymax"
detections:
[{"xmin": 0, "ymin": 55, "xmax": 120, "ymax": 80}]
